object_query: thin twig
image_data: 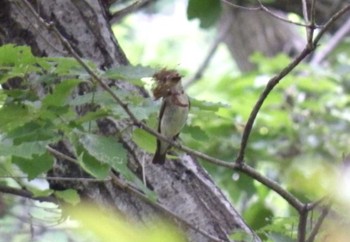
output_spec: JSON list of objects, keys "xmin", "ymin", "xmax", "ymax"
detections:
[
  {"xmin": 0, "ymin": 184, "xmax": 57, "ymax": 203},
  {"xmin": 0, "ymin": 175, "xmax": 110, "ymax": 183},
  {"xmin": 301, "ymin": 0, "xmax": 310, "ymax": 24},
  {"xmin": 221, "ymin": 0, "xmax": 260, "ymax": 11},
  {"xmin": 256, "ymin": 0, "xmax": 314, "ymax": 28},
  {"xmin": 222, "ymin": 0, "xmax": 315, "ymax": 28},
  {"xmin": 110, "ymin": 0, "xmax": 151, "ymax": 24}
]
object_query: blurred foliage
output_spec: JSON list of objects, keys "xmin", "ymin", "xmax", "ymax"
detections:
[{"xmin": 68, "ymin": 203, "xmax": 185, "ymax": 242}]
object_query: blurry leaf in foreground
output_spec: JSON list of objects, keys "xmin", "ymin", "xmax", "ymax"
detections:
[{"xmin": 68, "ymin": 204, "xmax": 185, "ymax": 242}]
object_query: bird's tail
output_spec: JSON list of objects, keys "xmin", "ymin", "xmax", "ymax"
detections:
[{"xmin": 152, "ymin": 150, "xmax": 166, "ymax": 164}]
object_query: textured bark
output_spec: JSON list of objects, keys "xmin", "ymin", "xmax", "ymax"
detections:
[{"xmin": 0, "ymin": 1, "xmax": 260, "ymax": 241}]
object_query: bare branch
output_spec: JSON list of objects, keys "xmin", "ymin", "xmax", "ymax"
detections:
[
  {"xmin": 297, "ymin": 205, "xmax": 308, "ymax": 242},
  {"xmin": 0, "ymin": 184, "xmax": 57, "ymax": 203}
]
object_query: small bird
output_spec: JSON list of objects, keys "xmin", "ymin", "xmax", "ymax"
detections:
[{"xmin": 152, "ymin": 69, "xmax": 189, "ymax": 164}]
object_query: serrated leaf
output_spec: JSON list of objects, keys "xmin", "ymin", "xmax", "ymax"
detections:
[
  {"xmin": 187, "ymin": 0, "xmax": 221, "ymax": 28},
  {"xmin": 78, "ymin": 133, "xmax": 132, "ymax": 178},
  {"xmin": 0, "ymin": 44, "xmax": 36, "ymax": 66},
  {"xmin": 132, "ymin": 128, "xmax": 156, "ymax": 153},
  {"xmin": 44, "ymin": 57, "xmax": 87, "ymax": 76},
  {"xmin": 42, "ymin": 79, "xmax": 81, "ymax": 107},
  {"xmin": 55, "ymin": 189, "xmax": 81, "ymax": 205},
  {"xmin": 12, "ymin": 152, "xmax": 54, "ymax": 180},
  {"xmin": 0, "ymin": 104, "xmax": 35, "ymax": 132},
  {"xmin": 0, "ymin": 140, "xmax": 50, "ymax": 159},
  {"xmin": 6, "ymin": 121, "xmax": 55, "ymax": 144}
]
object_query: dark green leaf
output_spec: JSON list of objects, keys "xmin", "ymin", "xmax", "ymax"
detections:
[
  {"xmin": 42, "ymin": 79, "xmax": 82, "ymax": 107},
  {"xmin": 187, "ymin": 0, "xmax": 221, "ymax": 28}
]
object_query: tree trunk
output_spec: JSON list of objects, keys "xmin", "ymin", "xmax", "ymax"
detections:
[{"xmin": 0, "ymin": 1, "xmax": 260, "ymax": 241}]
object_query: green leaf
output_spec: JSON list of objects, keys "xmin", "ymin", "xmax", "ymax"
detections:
[
  {"xmin": 104, "ymin": 65, "xmax": 156, "ymax": 83},
  {"xmin": 78, "ymin": 133, "xmax": 129, "ymax": 177},
  {"xmin": 42, "ymin": 79, "xmax": 82, "ymax": 107},
  {"xmin": 132, "ymin": 128, "xmax": 156, "ymax": 153},
  {"xmin": 0, "ymin": 140, "xmax": 49, "ymax": 159},
  {"xmin": 0, "ymin": 44, "xmax": 36, "ymax": 66},
  {"xmin": 75, "ymin": 109, "xmax": 110, "ymax": 125},
  {"xmin": 243, "ymin": 200, "xmax": 273, "ymax": 230},
  {"xmin": 6, "ymin": 121, "xmax": 56, "ymax": 144},
  {"xmin": 44, "ymin": 57, "xmax": 88, "ymax": 76},
  {"xmin": 12, "ymin": 152, "xmax": 54, "ymax": 180},
  {"xmin": 77, "ymin": 151, "xmax": 110, "ymax": 179},
  {"xmin": 28, "ymin": 187, "xmax": 53, "ymax": 198},
  {"xmin": 187, "ymin": 0, "xmax": 221, "ymax": 28},
  {"xmin": 55, "ymin": 189, "xmax": 81, "ymax": 205},
  {"xmin": 190, "ymin": 98, "xmax": 227, "ymax": 112},
  {"xmin": 183, "ymin": 125, "xmax": 209, "ymax": 141},
  {"xmin": 0, "ymin": 104, "xmax": 35, "ymax": 132}
]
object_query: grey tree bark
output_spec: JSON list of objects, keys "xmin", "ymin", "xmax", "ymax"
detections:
[{"xmin": 0, "ymin": 1, "xmax": 260, "ymax": 241}]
